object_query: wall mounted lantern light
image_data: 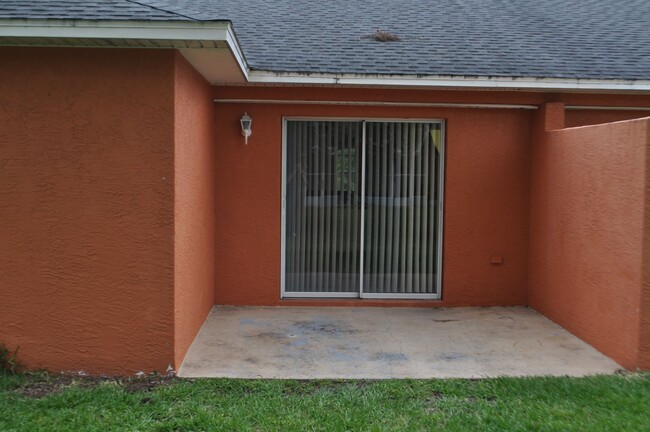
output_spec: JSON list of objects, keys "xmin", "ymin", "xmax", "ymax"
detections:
[{"xmin": 240, "ymin": 112, "xmax": 252, "ymax": 145}]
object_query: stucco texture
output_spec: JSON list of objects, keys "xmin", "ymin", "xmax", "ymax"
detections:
[
  {"xmin": 0, "ymin": 47, "xmax": 176, "ymax": 374},
  {"xmin": 529, "ymin": 115, "xmax": 650, "ymax": 370},
  {"xmin": 2, "ymin": 46, "xmax": 650, "ymax": 375},
  {"xmin": 211, "ymin": 87, "xmax": 650, "ymax": 309},
  {"xmin": 642, "ymin": 138, "xmax": 650, "ymax": 369},
  {"xmin": 566, "ymin": 110, "xmax": 650, "ymax": 128},
  {"xmin": 213, "ymin": 87, "xmax": 533, "ymax": 307},
  {"xmin": 173, "ymin": 53, "xmax": 216, "ymax": 368}
]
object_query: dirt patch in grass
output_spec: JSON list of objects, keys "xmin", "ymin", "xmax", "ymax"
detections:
[
  {"xmin": 123, "ymin": 375, "xmax": 176, "ymax": 394},
  {"xmin": 16, "ymin": 373, "xmax": 177, "ymax": 399},
  {"xmin": 424, "ymin": 391, "xmax": 497, "ymax": 413},
  {"xmin": 282, "ymin": 379, "xmax": 369, "ymax": 396}
]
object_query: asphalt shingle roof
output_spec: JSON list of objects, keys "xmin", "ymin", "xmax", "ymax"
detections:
[
  {"xmin": 1, "ymin": 0, "xmax": 649, "ymax": 80},
  {"xmin": 0, "ymin": 1, "xmax": 184, "ymax": 21}
]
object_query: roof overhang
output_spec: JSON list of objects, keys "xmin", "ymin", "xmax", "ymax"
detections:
[
  {"xmin": 0, "ymin": 19, "xmax": 249, "ymax": 83},
  {"xmin": 0, "ymin": 18, "xmax": 648, "ymax": 92},
  {"xmin": 247, "ymin": 71, "xmax": 650, "ymax": 92}
]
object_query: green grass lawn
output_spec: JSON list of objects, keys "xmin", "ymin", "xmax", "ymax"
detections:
[{"xmin": 1, "ymin": 372, "xmax": 649, "ymax": 431}]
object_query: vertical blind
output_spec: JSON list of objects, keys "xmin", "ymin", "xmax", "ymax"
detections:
[
  {"xmin": 285, "ymin": 121, "xmax": 362, "ymax": 293},
  {"xmin": 363, "ymin": 122, "xmax": 441, "ymax": 294},
  {"xmin": 284, "ymin": 120, "xmax": 443, "ymax": 297}
]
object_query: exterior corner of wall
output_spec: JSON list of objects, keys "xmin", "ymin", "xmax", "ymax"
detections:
[
  {"xmin": 640, "ymin": 276, "xmax": 650, "ymax": 369},
  {"xmin": 638, "ymin": 118, "xmax": 650, "ymax": 370},
  {"xmin": 0, "ymin": 47, "xmax": 179, "ymax": 375},
  {"xmin": 172, "ymin": 51, "xmax": 217, "ymax": 371},
  {"xmin": 543, "ymin": 102, "xmax": 566, "ymax": 131},
  {"xmin": 527, "ymin": 105, "xmax": 554, "ymax": 309}
]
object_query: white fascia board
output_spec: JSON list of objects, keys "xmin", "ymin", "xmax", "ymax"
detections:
[
  {"xmin": 224, "ymin": 24, "xmax": 248, "ymax": 79},
  {"xmin": 0, "ymin": 18, "xmax": 230, "ymax": 40},
  {"xmin": 248, "ymin": 71, "xmax": 650, "ymax": 92},
  {"xmin": 0, "ymin": 18, "xmax": 250, "ymax": 79}
]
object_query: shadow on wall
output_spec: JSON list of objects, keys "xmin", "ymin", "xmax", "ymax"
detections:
[{"xmin": 529, "ymin": 114, "xmax": 650, "ymax": 370}]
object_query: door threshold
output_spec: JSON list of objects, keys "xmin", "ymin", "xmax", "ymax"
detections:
[{"xmin": 283, "ymin": 294, "xmax": 440, "ymax": 300}]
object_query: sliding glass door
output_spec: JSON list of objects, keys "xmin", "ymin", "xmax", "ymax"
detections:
[
  {"xmin": 282, "ymin": 118, "xmax": 444, "ymax": 299},
  {"xmin": 283, "ymin": 121, "xmax": 362, "ymax": 296}
]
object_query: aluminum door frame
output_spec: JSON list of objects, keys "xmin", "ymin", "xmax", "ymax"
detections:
[{"xmin": 281, "ymin": 117, "xmax": 445, "ymax": 300}]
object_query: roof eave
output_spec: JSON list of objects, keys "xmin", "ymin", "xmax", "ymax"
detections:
[
  {"xmin": 1, "ymin": 18, "xmax": 648, "ymax": 92},
  {"xmin": 0, "ymin": 18, "xmax": 250, "ymax": 81},
  {"xmin": 247, "ymin": 71, "xmax": 650, "ymax": 92}
]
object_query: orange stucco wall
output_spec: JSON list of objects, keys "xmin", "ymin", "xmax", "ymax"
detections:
[
  {"xmin": 0, "ymin": 47, "xmax": 176, "ymax": 374},
  {"xmin": 212, "ymin": 87, "xmax": 650, "ymax": 308},
  {"xmin": 173, "ymin": 53, "xmax": 216, "ymax": 368},
  {"xmin": 566, "ymin": 110, "xmax": 650, "ymax": 128},
  {"xmin": 2, "ymin": 44, "xmax": 650, "ymax": 374},
  {"xmin": 213, "ymin": 87, "xmax": 533, "ymax": 306},
  {"xmin": 529, "ymin": 116, "xmax": 650, "ymax": 369},
  {"xmin": 642, "ymin": 146, "xmax": 650, "ymax": 368}
]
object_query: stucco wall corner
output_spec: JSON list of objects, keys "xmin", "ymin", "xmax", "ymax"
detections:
[
  {"xmin": 639, "ymin": 118, "xmax": 650, "ymax": 370},
  {"xmin": 542, "ymin": 102, "xmax": 566, "ymax": 131},
  {"xmin": 0, "ymin": 47, "xmax": 177, "ymax": 375},
  {"xmin": 172, "ymin": 52, "xmax": 216, "ymax": 371}
]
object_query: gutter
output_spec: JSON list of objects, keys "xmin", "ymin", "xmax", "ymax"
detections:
[{"xmin": 247, "ymin": 71, "xmax": 650, "ymax": 92}]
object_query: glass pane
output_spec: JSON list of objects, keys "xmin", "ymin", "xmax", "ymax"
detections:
[
  {"xmin": 285, "ymin": 121, "xmax": 362, "ymax": 294},
  {"xmin": 363, "ymin": 122, "xmax": 442, "ymax": 295}
]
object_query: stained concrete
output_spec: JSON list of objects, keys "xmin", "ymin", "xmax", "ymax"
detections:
[{"xmin": 178, "ymin": 306, "xmax": 621, "ymax": 379}]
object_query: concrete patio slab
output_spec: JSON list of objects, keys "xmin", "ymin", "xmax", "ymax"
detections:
[{"xmin": 178, "ymin": 306, "xmax": 621, "ymax": 379}]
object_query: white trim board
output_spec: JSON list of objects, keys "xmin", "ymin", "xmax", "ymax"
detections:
[
  {"xmin": 0, "ymin": 18, "xmax": 249, "ymax": 81},
  {"xmin": 248, "ymin": 71, "xmax": 650, "ymax": 92},
  {"xmin": 214, "ymin": 99, "xmax": 539, "ymax": 110},
  {"xmin": 0, "ymin": 19, "xmax": 232, "ymax": 40}
]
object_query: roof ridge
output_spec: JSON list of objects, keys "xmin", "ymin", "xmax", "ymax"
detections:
[{"xmin": 125, "ymin": 0, "xmax": 197, "ymax": 21}]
